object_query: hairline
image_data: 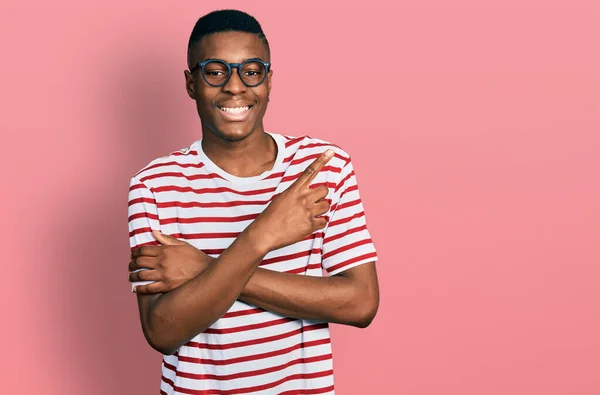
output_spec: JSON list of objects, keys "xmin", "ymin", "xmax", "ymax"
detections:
[{"xmin": 187, "ymin": 30, "xmax": 271, "ymax": 70}]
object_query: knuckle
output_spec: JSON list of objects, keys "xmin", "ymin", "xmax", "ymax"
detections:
[{"xmin": 301, "ymin": 196, "xmax": 310, "ymax": 207}]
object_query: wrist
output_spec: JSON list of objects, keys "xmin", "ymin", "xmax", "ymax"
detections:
[{"xmin": 243, "ymin": 219, "xmax": 275, "ymax": 256}]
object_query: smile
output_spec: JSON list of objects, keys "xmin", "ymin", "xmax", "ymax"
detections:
[{"xmin": 218, "ymin": 105, "xmax": 252, "ymax": 114}]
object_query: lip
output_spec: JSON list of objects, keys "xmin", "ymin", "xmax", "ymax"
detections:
[{"xmin": 217, "ymin": 104, "xmax": 254, "ymax": 122}]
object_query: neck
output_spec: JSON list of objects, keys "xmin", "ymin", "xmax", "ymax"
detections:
[{"xmin": 200, "ymin": 126, "xmax": 278, "ymax": 178}]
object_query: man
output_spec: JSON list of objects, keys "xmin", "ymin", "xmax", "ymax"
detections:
[{"xmin": 127, "ymin": 9, "xmax": 379, "ymax": 394}]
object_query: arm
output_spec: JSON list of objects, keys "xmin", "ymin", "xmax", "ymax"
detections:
[
  {"xmin": 239, "ymin": 263, "xmax": 379, "ymax": 328},
  {"xmin": 129, "ymin": 150, "xmax": 335, "ymax": 355},
  {"xmin": 133, "ymin": 243, "xmax": 379, "ymax": 330},
  {"xmin": 135, "ymin": 227, "xmax": 267, "ymax": 355},
  {"xmin": 132, "ymin": 155, "xmax": 379, "ymax": 330},
  {"xmin": 240, "ymin": 157, "xmax": 379, "ymax": 326}
]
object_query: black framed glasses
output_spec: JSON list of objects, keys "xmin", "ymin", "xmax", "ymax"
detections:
[{"xmin": 190, "ymin": 58, "xmax": 271, "ymax": 88}]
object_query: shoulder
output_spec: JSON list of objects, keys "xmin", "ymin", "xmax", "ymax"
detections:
[
  {"xmin": 131, "ymin": 142, "xmax": 201, "ymax": 183},
  {"xmin": 274, "ymin": 133, "xmax": 353, "ymax": 169}
]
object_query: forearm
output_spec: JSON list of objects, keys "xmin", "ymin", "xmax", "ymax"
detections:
[
  {"xmin": 239, "ymin": 264, "xmax": 377, "ymax": 328},
  {"xmin": 144, "ymin": 226, "xmax": 268, "ymax": 354}
]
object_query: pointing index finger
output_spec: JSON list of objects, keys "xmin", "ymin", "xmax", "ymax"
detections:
[{"xmin": 294, "ymin": 149, "xmax": 335, "ymax": 188}]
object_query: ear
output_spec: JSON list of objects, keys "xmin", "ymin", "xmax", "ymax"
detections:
[{"xmin": 184, "ymin": 69, "xmax": 195, "ymax": 99}]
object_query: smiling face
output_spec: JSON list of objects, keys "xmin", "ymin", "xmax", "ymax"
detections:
[{"xmin": 185, "ymin": 31, "xmax": 272, "ymax": 142}]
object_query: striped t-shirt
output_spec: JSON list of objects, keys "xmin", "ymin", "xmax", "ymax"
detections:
[{"xmin": 128, "ymin": 132, "xmax": 377, "ymax": 394}]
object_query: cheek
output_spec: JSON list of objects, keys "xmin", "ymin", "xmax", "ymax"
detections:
[
  {"xmin": 195, "ymin": 97, "xmax": 209, "ymax": 110},
  {"xmin": 195, "ymin": 90, "xmax": 216, "ymax": 112},
  {"xmin": 193, "ymin": 81, "xmax": 215, "ymax": 102},
  {"xmin": 195, "ymin": 100, "xmax": 217, "ymax": 124},
  {"xmin": 253, "ymin": 88, "xmax": 270, "ymax": 104}
]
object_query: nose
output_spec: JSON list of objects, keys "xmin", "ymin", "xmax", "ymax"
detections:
[{"xmin": 222, "ymin": 67, "xmax": 246, "ymax": 95}]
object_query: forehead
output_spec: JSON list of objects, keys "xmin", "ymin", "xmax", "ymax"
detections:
[{"xmin": 193, "ymin": 31, "xmax": 268, "ymax": 63}]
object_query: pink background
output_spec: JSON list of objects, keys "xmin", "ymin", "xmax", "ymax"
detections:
[{"xmin": 1, "ymin": 0, "xmax": 599, "ymax": 394}]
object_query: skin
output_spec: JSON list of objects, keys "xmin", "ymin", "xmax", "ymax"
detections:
[
  {"xmin": 184, "ymin": 31, "xmax": 276, "ymax": 178},
  {"xmin": 130, "ymin": 31, "xmax": 380, "ymax": 355}
]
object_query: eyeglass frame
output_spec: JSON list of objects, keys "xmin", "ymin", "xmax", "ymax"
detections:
[{"xmin": 189, "ymin": 58, "xmax": 272, "ymax": 88}]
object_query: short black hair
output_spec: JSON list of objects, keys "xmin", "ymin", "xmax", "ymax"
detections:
[{"xmin": 187, "ymin": 9, "xmax": 270, "ymax": 67}]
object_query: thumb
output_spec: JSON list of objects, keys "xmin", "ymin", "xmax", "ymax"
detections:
[{"xmin": 152, "ymin": 230, "xmax": 185, "ymax": 246}]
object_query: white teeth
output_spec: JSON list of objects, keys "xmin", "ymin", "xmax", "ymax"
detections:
[{"xmin": 220, "ymin": 106, "xmax": 250, "ymax": 114}]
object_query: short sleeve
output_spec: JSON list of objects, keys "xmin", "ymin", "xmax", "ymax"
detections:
[
  {"xmin": 127, "ymin": 176, "xmax": 161, "ymax": 291},
  {"xmin": 321, "ymin": 158, "xmax": 378, "ymax": 276}
]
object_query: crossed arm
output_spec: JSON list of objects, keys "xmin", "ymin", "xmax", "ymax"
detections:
[
  {"xmin": 128, "ymin": 151, "xmax": 380, "ymax": 355},
  {"xmin": 240, "ymin": 262, "xmax": 378, "ymax": 327}
]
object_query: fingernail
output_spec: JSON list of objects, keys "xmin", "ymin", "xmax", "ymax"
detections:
[
  {"xmin": 133, "ymin": 286, "xmax": 137, "ymax": 293},
  {"xmin": 324, "ymin": 149, "xmax": 334, "ymax": 158}
]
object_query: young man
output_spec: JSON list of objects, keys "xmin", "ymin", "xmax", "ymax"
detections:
[{"xmin": 127, "ymin": 9, "xmax": 379, "ymax": 394}]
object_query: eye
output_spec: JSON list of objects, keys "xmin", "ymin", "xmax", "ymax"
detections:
[{"xmin": 244, "ymin": 70, "xmax": 263, "ymax": 76}]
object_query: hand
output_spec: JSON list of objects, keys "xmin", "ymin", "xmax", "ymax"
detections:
[
  {"xmin": 128, "ymin": 231, "xmax": 215, "ymax": 294},
  {"xmin": 252, "ymin": 149, "xmax": 334, "ymax": 252}
]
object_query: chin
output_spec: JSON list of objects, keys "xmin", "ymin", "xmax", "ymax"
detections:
[{"xmin": 211, "ymin": 123, "xmax": 254, "ymax": 142}]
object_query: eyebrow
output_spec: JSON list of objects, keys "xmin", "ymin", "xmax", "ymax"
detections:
[{"xmin": 200, "ymin": 57, "xmax": 266, "ymax": 63}]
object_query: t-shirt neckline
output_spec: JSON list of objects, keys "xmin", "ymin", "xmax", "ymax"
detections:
[{"xmin": 194, "ymin": 131, "xmax": 285, "ymax": 185}]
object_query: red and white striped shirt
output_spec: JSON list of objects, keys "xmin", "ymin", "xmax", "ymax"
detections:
[{"xmin": 128, "ymin": 132, "xmax": 377, "ymax": 394}]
